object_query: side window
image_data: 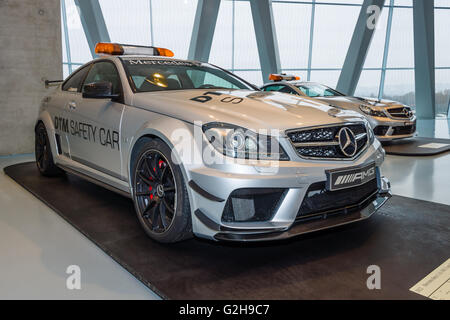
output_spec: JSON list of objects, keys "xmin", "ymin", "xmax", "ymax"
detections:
[
  {"xmin": 82, "ymin": 61, "xmax": 121, "ymax": 95},
  {"xmin": 262, "ymin": 85, "xmax": 284, "ymax": 92},
  {"xmin": 263, "ymin": 85, "xmax": 296, "ymax": 95},
  {"xmin": 167, "ymin": 74, "xmax": 182, "ymax": 90},
  {"xmin": 186, "ymin": 70, "xmax": 239, "ymax": 89},
  {"xmin": 298, "ymin": 87, "xmax": 308, "ymax": 95},
  {"xmin": 62, "ymin": 65, "xmax": 90, "ymax": 92},
  {"xmin": 279, "ymin": 86, "xmax": 296, "ymax": 94}
]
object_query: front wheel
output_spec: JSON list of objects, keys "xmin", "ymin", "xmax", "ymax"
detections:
[{"xmin": 132, "ymin": 139, "xmax": 192, "ymax": 243}]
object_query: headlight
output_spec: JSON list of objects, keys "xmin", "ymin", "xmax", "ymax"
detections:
[
  {"xmin": 359, "ymin": 105, "xmax": 387, "ymax": 117},
  {"xmin": 202, "ymin": 123, "xmax": 290, "ymax": 161}
]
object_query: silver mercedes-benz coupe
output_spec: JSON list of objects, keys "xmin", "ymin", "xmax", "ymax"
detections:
[
  {"xmin": 35, "ymin": 43, "xmax": 391, "ymax": 243},
  {"xmin": 261, "ymin": 75, "xmax": 416, "ymax": 141}
]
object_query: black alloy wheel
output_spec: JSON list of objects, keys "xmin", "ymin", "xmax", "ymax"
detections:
[
  {"xmin": 132, "ymin": 139, "xmax": 192, "ymax": 243},
  {"xmin": 134, "ymin": 150, "xmax": 177, "ymax": 233}
]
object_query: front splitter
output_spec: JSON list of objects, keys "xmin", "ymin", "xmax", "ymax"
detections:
[{"xmin": 214, "ymin": 192, "xmax": 391, "ymax": 242}]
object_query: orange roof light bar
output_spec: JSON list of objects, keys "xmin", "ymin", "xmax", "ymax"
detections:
[
  {"xmin": 155, "ymin": 47, "xmax": 174, "ymax": 57},
  {"xmin": 95, "ymin": 43, "xmax": 124, "ymax": 55},
  {"xmin": 95, "ymin": 43, "xmax": 174, "ymax": 57},
  {"xmin": 269, "ymin": 73, "xmax": 300, "ymax": 82}
]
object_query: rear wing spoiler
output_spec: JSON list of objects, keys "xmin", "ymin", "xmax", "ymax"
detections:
[{"xmin": 44, "ymin": 80, "xmax": 63, "ymax": 88}]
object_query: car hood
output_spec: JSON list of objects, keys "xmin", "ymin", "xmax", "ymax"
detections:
[
  {"xmin": 312, "ymin": 95, "xmax": 404, "ymax": 111},
  {"xmin": 131, "ymin": 89, "xmax": 366, "ymax": 132},
  {"xmin": 358, "ymin": 97, "xmax": 406, "ymax": 107},
  {"xmin": 313, "ymin": 96, "xmax": 366, "ymax": 110}
]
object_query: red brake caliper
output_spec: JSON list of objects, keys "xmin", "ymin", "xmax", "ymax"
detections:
[
  {"xmin": 149, "ymin": 185, "xmax": 153, "ymax": 200},
  {"xmin": 149, "ymin": 160, "xmax": 165, "ymax": 201}
]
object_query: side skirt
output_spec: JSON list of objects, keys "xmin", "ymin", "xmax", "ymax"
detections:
[{"xmin": 58, "ymin": 164, "xmax": 132, "ymax": 199}]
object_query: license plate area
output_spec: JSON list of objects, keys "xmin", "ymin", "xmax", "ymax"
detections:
[{"xmin": 326, "ymin": 162, "xmax": 376, "ymax": 191}]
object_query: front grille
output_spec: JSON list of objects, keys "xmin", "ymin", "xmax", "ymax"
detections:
[
  {"xmin": 296, "ymin": 178, "xmax": 378, "ymax": 220},
  {"xmin": 286, "ymin": 124, "xmax": 368, "ymax": 160},
  {"xmin": 387, "ymin": 107, "xmax": 413, "ymax": 119},
  {"xmin": 392, "ymin": 124, "xmax": 416, "ymax": 136}
]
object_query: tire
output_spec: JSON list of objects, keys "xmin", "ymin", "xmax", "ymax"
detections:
[
  {"xmin": 35, "ymin": 122, "xmax": 63, "ymax": 177},
  {"xmin": 131, "ymin": 138, "xmax": 192, "ymax": 243}
]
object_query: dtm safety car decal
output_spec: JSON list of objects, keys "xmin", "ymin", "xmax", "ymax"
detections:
[{"xmin": 54, "ymin": 116, "xmax": 120, "ymax": 150}]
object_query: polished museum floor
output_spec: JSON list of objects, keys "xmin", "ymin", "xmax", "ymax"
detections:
[{"xmin": 0, "ymin": 119, "xmax": 449, "ymax": 299}]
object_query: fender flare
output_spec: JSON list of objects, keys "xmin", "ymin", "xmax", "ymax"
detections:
[
  {"xmin": 126, "ymin": 121, "xmax": 196, "ymax": 192},
  {"xmin": 35, "ymin": 110, "xmax": 58, "ymax": 159}
]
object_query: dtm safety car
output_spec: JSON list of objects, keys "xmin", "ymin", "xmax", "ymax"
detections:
[
  {"xmin": 36, "ymin": 43, "xmax": 391, "ymax": 243},
  {"xmin": 261, "ymin": 74, "xmax": 416, "ymax": 141}
]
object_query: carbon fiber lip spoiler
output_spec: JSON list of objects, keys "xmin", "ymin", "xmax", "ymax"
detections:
[{"xmin": 214, "ymin": 191, "xmax": 391, "ymax": 242}]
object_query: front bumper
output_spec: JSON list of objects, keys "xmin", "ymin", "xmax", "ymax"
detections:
[
  {"xmin": 212, "ymin": 189, "xmax": 391, "ymax": 242},
  {"xmin": 194, "ymin": 177, "xmax": 391, "ymax": 242},
  {"xmin": 367, "ymin": 116, "xmax": 416, "ymax": 141},
  {"xmin": 187, "ymin": 141, "xmax": 389, "ymax": 242}
]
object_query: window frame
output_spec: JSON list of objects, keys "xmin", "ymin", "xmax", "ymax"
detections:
[
  {"xmin": 296, "ymin": 83, "xmax": 345, "ymax": 97},
  {"xmin": 81, "ymin": 60, "xmax": 124, "ymax": 98},
  {"xmin": 61, "ymin": 64, "xmax": 92, "ymax": 93},
  {"xmin": 262, "ymin": 84, "xmax": 298, "ymax": 95}
]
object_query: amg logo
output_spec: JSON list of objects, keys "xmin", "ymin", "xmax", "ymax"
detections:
[{"xmin": 335, "ymin": 167, "xmax": 375, "ymax": 186}]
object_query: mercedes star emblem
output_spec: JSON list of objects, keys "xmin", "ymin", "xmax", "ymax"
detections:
[
  {"xmin": 156, "ymin": 184, "xmax": 165, "ymax": 197},
  {"xmin": 338, "ymin": 127, "xmax": 357, "ymax": 157},
  {"xmin": 403, "ymin": 108, "xmax": 412, "ymax": 118}
]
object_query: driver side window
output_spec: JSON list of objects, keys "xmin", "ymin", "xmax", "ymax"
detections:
[
  {"xmin": 262, "ymin": 85, "xmax": 284, "ymax": 92},
  {"xmin": 263, "ymin": 85, "xmax": 297, "ymax": 95},
  {"xmin": 83, "ymin": 61, "xmax": 121, "ymax": 95},
  {"xmin": 62, "ymin": 65, "xmax": 90, "ymax": 92}
]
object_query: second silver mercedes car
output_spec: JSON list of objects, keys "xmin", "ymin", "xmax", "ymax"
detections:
[
  {"xmin": 35, "ymin": 43, "xmax": 391, "ymax": 243},
  {"xmin": 261, "ymin": 75, "xmax": 416, "ymax": 141}
]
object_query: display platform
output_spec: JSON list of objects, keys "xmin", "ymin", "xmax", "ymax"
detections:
[
  {"xmin": 4, "ymin": 162, "xmax": 450, "ymax": 300},
  {"xmin": 383, "ymin": 137, "xmax": 450, "ymax": 156}
]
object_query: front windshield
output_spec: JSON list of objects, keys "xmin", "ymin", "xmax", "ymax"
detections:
[
  {"xmin": 296, "ymin": 83, "xmax": 344, "ymax": 97},
  {"xmin": 121, "ymin": 57, "xmax": 253, "ymax": 92}
]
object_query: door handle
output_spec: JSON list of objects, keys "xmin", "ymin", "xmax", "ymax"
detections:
[{"xmin": 68, "ymin": 101, "xmax": 77, "ymax": 110}]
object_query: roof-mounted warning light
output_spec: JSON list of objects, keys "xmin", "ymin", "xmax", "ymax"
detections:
[
  {"xmin": 95, "ymin": 43, "xmax": 174, "ymax": 57},
  {"xmin": 269, "ymin": 73, "xmax": 300, "ymax": 82}
]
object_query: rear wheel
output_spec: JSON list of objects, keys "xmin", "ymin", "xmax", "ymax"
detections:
[
  {"xmin": 132, "ymin": 139, "xmax": 192, "ymax": 243},
  {"xmin": 35, "ymin": 122, "xmax": 62, "ymax": 176}
]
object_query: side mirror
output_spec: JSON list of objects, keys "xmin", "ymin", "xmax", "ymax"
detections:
[{"xmin": 82, "ymin": 81, "xmax": 119, "ymax": 99}]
